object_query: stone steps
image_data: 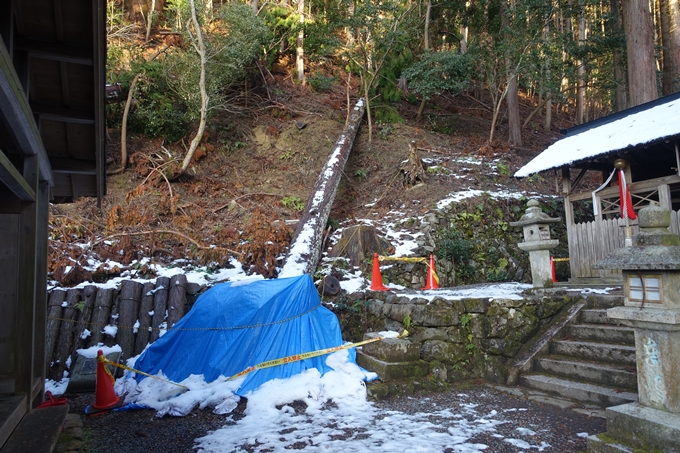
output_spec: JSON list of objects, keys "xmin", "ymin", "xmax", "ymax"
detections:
[
  {"xmin": 588, "ymin": 403, "xmax": 680, "ymax": 453},
  {"xmin": 564, "ymin": 324, "xmax": 635, "ymax": 345},
  {"xmin": 534, "ymin": 357, "xmax": 637, "ymax": 390},
  {"xmin": 519, "ymin": 374, "xmax": 637, "ymax": 407},
  {"xmin": 550, "ymin": 340, "xmax": 637, "ymax": 365},
  {"xmin": 579, "ymin": 294, "xmax": 625, "ymax": 310},
  {"xmin": 0, "ymin": 404, "xmax": 69, "ymax": 453},
  {"xmin": 517, "ymin": 292, "xmax": 639, "ymax": 409},
  {"xmin": 579, "ymin": 309, "xmax": 623, "ymax": 326}
]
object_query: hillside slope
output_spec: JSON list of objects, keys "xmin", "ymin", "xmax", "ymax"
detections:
[{"xmin": 49, "ymin": 71, "xmax": 572, "ymax": 288}]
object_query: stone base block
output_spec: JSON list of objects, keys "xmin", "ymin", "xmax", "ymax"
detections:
[
  {"xmin": 587, "ymin": 435, "xmax": 634, "ymax": 453},
  {"xmin": 356, "ymin": 351, "xmax": 428, "ymax": 382},
  {"xmin": 361, "ymin": 333, "xmax": 420, "ymax": 362},
  {"xmin": 587, "ymin": 403, "xmax": 680, "ymax": 453},
  {"xmin": 66, "ymin": 351, "xmax": 122, "ymax": 393}
]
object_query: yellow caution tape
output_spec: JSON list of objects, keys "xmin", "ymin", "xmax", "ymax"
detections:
[
  {"xmin": 97, "ymin": 354, "xmax": 189, "ymax": 390},
  {"xmin": 378, "ymin": 255, "xmax": 439, "ymax": 285},
  {"xmin": 226, "ymin": 330, "xmax": 409, "ymax": 380},
  {"xmin": 96, "ymin": 330, "xmax": 409, "ymax": 389},
  {"xmin": 378, "ymin": 256, "xmax": 427, "ymax": 263},
  {"xmin": 552, "ymin": 258, "xmax": 570, "ymax": 262},
  {"xmin": 430, "ymin": 266, "xmax": 440, "ymax": 285}
]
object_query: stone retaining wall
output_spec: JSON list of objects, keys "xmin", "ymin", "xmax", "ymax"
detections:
[
  {"xmin": 372, "ymin": 198, "xmax": 537, "ymax": 290},
  {"xmin": 358, "ymin": 289, "xmax": 577, "ymax": 384}
]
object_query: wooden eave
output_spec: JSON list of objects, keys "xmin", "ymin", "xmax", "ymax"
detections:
[
  {"xmin": 0, "ymin": 38, "xmax": 50, "ymax": 199},
  {"xmin": 5, "ymin": 0, "xmax": 107, "ymax": 202}
]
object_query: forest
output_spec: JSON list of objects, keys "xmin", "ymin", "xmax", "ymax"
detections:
[
  {"xmin": 49, "ymin": 0, "xmax": 679, "ymax": 286},
  {"xmin": 107, "ymin": 0, "xmax": 679, "ymax": 168}
]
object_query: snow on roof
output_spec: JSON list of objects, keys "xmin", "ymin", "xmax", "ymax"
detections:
[{"xmin": 514, "ymin": 94, "xmax": 680, "ymax": 177}]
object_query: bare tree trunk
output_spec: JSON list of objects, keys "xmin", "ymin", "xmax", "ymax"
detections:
[
  {"xmin": 296, "ymin": 0, "xmax": 306, "ymax": 84},
  {"xmin": 251, "ymin": 0, "xmax": 258, "ymax": 14},
  {"xmin": 661, "ymin": 0, "xmax": 680, "ymax": 94},
  {"xmin": 661, "ymin": 0, "xmax": 673, "ymax": 95},
  {"xmin": 119, "ymin": 46, "xmax": 168, "ymax": 171},
  {"xmin": 145, "ymin": 0, "xmax": 156, "ymax": 43},
  {"xmin": 502, "ymin": 1, "xmax": 522, "ymax": 146},
  {"xmin": 460, "ymin": 1, "xmax": 470, "ymax": 53},
  {"xmin": 506, "ymin": 73, "xmax": 522, "ymax": 145},
  {"xmin": 280, "ymin": 0, "xmax": 289, "ymax": 54},
  {"xmin": 543, "ymin": 20, "xmax": 552, "ymax": 131},
  {"xmin": 280, "ymin": 100, "xmax": 366, "ymax": 278},
  {"xmin": 120, "ymin": 74, "xmax": 141, "ymax": 170},
  {"xmin": 671, "ymin": 0, "xmax": 680, "ymax": 92},
  {"xmin": 609, "ymin": 0, "xmax": 628, "ymax": 110},
  {"xmin": 416, "ymin": 0, "xmax": 432, "ymax": 122},
  {"xmin": 181, "ymin": 0, "xmax": 209, "ymax": 174},
  {"xmin": 622, "ymin": 0, "xmax": 658, "ymax": 106},
  {"xmin": 576, "ymin": 1, "xmax": 586, "ymax": 123}
]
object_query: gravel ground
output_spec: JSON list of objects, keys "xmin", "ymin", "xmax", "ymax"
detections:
[{"xmin": 68, "ymin": 384, "xmax": 605, "ymax": 453}]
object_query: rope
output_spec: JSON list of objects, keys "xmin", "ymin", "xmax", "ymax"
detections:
[
  {"xmin": 591, "ymin": 169, "xmax": 616, "ymax": 216},
  {"xmin": 48, "ymin": 303, "xmax": 323, "ymax": 333}
]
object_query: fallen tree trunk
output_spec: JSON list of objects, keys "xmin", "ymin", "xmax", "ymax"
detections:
[{"xmin": 279, "ymin": 98, "xmax": 366, "ymax": 278}]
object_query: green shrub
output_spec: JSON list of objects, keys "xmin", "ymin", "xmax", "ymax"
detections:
[{"xmin": 309, "ymin": 74, "xmax": 336, "ymax": 92}]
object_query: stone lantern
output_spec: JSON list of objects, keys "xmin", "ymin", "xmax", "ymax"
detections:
[
  {"xmin": 510, "ymin": 199, "xmax": 561, "ymax": 287},
  {"xmin": 588, "ymin": 203, "xmax": 680, "ymax": 452}
]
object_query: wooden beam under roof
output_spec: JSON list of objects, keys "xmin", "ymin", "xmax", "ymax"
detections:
[
  {"xmin": 13, "ymin": 37, "xmax": 93, "ymax": 66},
  {"xmin": 49, "ymin": 157, "xmax": 96, "ymax": 175},
  {"xmin": 0, "ymin": 148, "xmax": 35, "ymax": 201},
  {"xmin": 32, "ymin": 103, "xmax": 94, "ymax": 124},
  {"xmin": 0, "ymin": 37, "xmax": 52, "ymax": 183}
]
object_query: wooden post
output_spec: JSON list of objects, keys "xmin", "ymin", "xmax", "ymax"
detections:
[
  {"xmin": 280, "ymin": 99, "xmax": 366, "ymax": 277},
  {"xmin": 118, "ymin": 280, "xmax": 143, "ymax": 360},
  {"xmin": 49, "ymin": 289, "xmax": 81, "ymax": 381},
  {"xmin": 45, "ymin": 290, "xmax": 66, "ymax": 371},
  {"xmin": 106, "ymin": 293, "xmax": 120, "ymax": 347},
  {"xmin": 167, "ymin": 274, "xmax": 187, "ymax": 329},
  {"xmin": 562, "ymin": 166, "xmax": 578, "ymax": 279},
  {"xmin": 149, "ymin": 277, "xmax": 170, "ymax": 343},
  {"xmin": 134, "ymin": 282, "xmax": 155, "ymax": 355},
  {"xmin": 16, "ymin": 155, "xmax": 37, "ymax": 402},
  {"xmin": 71, "ymin": 285, "xmax": 97, "ymax": 357},
  {"xmin": 32, "ymin": 179, "xmax": 49, "ymax": 404},
  {"xmin": 89, "ymin": 288, "xmax": 114, "ymax": 346}
]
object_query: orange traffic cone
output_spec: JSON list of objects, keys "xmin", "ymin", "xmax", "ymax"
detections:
[
  {"xmin": 422, "ymin": 254, "xmax": 440, "ymax": 290},
  {"xmin": 369, "ymin": 253, "xmax": 389, "ymax": 291},
  {"xmin": 84, "ymin": 350, "xmax": 123, "ymax": 415}
]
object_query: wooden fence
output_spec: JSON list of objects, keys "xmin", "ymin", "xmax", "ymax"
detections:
[
  {"xmin": 569, "ymin": 210, "xmax": 680, "ymax": 278},
  {"xmin": 45, "ymin": 275, "xmax": 203, "ymax": 381}
]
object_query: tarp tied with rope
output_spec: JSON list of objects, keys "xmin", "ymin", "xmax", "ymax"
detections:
[{"xmin": 134, "ymin": 274, "xmax": 351, "ymax": 395}]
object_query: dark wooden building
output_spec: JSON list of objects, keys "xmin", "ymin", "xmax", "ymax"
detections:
[{"xmin": 1, "ymin": 0, "xmax": 106, "ymax": 448}]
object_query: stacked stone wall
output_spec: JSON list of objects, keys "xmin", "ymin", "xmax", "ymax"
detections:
[
  {"xmin": 354, "ymin": 289, "xmax": 576, "ymax": 384},
  {"xmin": 371, "ymin": 197, "xmax": 557, "ymax": 289}
]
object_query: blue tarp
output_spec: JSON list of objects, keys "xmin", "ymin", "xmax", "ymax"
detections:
[{"xmin": 135, "ymin": 274, "xmax": 351, "ymax": 395}]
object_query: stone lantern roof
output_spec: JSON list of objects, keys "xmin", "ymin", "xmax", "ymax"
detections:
[
  {"xmin": 593, "ymin": 203, "xmax": 680, "ymax": 271},
  {"xmin": 508, "ymin": 199, "xmax": 561, "ymax": 228}
]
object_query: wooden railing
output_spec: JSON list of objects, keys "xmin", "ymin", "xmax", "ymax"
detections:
[{"xmin": 566, "ymin": 174, "xmax": 680, "ymax": 278}]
